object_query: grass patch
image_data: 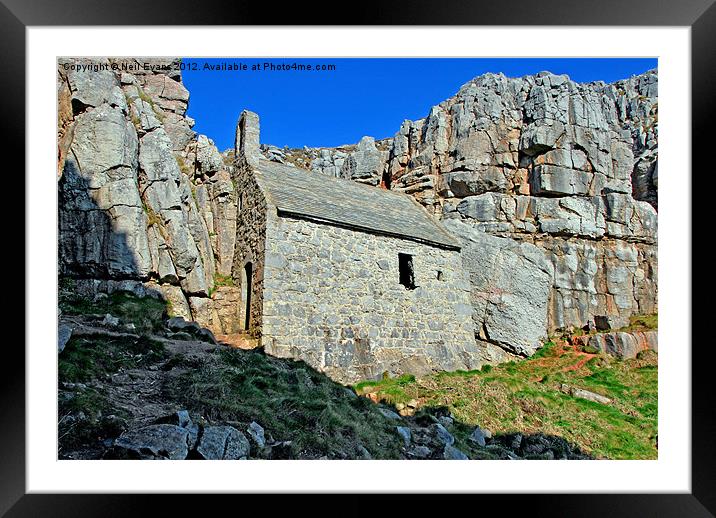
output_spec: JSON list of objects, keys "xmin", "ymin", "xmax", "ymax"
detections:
[
  {"xmin": 130, "ymin": 110, "xmax": 141, "ymax": 129},
  {"xmin": 354, "ymin": 344, "xmax": 658, "ymax": 460},
  {"xmin": 354, "ymin": 374, "xmax": 415, "ymax": 405},
  {"xmin": 620, "ymin": 313, "xmax": 658, "ymax": 332},
  {"xmin": 58, "ymin": 383, "xmax": 131, "ymax": 454},
  {"xmin": 59, "ymin": 289, "xmax": 168, "ymax": 334},
  {"xmin": 165, "ymin": 348, "xmax": 403, "ymax": 459},
  {"xmin": 175, "ymin": 153, "xmax": 193, "ymax": 177},
  {"xmin": 213, "ymin": 273, "xmax": 235, "ymax": 288},
  {"xmin": 142, "ymin": 202, "xmax": 162, "ymax": 228},
  {"xmin": 530, "ymin": 340, "xmax": 559, "ymax": 359},
  {"xmin": 59, "ymin": 335, "xmax": 167, "ymax": 383}
]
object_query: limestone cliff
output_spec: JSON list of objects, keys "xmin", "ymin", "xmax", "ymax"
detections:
[{"xmin": 58, "ymin": 58, "xmax": 241, "ymax": 335}]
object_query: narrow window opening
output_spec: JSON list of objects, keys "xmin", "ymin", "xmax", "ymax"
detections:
[
  {"xmin": 238, "ymin": 116, "xmax": 247, "ymax": 155},
  {"xmin": 242, "ymin": 262, "xmax": 253, "ymax": 331},
  {"xmin": 436, "ymin": 270, "xmax": 444, "ymax": 281},
  {"xmin": 398, "ymin": 253, "xmax": 416, "ymax": 290}
]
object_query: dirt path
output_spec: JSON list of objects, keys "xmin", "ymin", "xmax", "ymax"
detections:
[
  {"xmin": 61, "ymin": 315, "xmax": 226, "ymax": 429},
  {"xmin": 94, "ymin": 338, "xmax": 222, "ymax": 427},
  {"xmin": 216, "ymin": 332, "xmax": 259, "ymax": 350}
]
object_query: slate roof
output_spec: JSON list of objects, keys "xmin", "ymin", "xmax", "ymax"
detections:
[{"xmin": 252, "ymin": 159, "xmax": 460, "ymax": 250}]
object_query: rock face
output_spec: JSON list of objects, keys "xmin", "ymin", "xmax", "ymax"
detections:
[
  {"xmin": 58, "ymin": 323, "xmax": 73, "ymax": 353},
  {"xmin": 444, "ymin": 219, "xmax": 553, "ymax": 357},
  {"xmin": 339, "ymin": 136, "xmax": 389, "ymax": 186},
  {"xmin": 58, "ymin": 58, "xmax": 239, "ymax": 335}
]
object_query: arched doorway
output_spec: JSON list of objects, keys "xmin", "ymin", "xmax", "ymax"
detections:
[{"xmin": 241, "ymin": 262, "xmax": 253, "ymax": 331}]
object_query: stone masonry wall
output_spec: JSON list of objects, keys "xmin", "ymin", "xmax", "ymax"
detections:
[
  {"xmin": 260, "ymin": 215, "xmax": 477, "ymax": 384},
  {"xmin": 232, "ymin": 160, "xmax": 268, "ymax": 336}
]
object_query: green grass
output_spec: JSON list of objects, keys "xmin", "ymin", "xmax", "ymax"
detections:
[
  {"xmin": 165, "ymin": 348, "xmax": 403, "ymax": 459},
  {"xmin": 354, "ymin": 344, "xmax": 658, "ymax": 459},
  {"xmin": 59, "ymin": 335, "xmax": 167, "ymax": 383},
  {"xmin": 58, "ymin": 335, "xmax": 164, "ymax": 453},
  {"xmin": 620, "ymin": 313, "xmax": 658, "ymax": 332},
  {"xmin": 354, "ymin": 374, "xmax": 415, "ymax": 405},
  {"xmin": 208, "ymin": 273, "xmax": 235, "ymax": 297},
  {"xmin": 142, "ymin": 202, "xmax": 162, "ymax": 228},
  {"xmin": 213, "ymin": 273, "xmax": 235, "ymax": 289},
  {"xmin": 59, "ymin": 288, "xmax": 168, "ymax": 334}
]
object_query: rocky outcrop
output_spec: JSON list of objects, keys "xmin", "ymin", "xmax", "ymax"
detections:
[
  {"xmin": 338, "ymin": 136, "xmax": 390, "ymax": 186},
  {"xmin": 58, "ymin": 58, "xmax": 240, "ymax": 335},
  {"xmin": 444, "ymin": 219, "xmax": 553, "ymax": 357},
  {"xmin": 585, "ymin": 330, "xmax": 658, "ymax": 358}
]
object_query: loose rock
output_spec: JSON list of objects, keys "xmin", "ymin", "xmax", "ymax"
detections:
[{"xmin": 196, "ymin": 426, "xmax": 250, "ymax": 460}]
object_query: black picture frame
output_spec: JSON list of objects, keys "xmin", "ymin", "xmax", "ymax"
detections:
[{"xmin": 6, "ymin": 0, "xmax": 711, "ymax": 515}]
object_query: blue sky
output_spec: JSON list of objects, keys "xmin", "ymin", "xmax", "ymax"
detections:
[{"xmin": 182, "ymin": 58, "xmax": 657, "ymax": 151}]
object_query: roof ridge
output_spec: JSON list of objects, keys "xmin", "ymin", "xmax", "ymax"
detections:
[
  {"xmin": 256, "ymin": 157, "xmax": 416, "ymax": 200},
  {"xmin": 251, "ymin": 159, "xmax": 460, "ymax": 250}
]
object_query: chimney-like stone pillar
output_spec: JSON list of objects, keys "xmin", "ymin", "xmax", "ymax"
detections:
[{"xmin": 235, "ymin": 110, "xmax": 260, "ymax": 166}]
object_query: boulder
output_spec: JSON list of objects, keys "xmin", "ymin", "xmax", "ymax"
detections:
[
  {"xmin": 408, "ymin": 445, "xmax": 432, "ymax": 459},
  {"xmin": 58, "ymin": 324, "xmax": 73, "ymax": 353},
  {"xmin": 196, "ymin": 426, "xmax": 250, "ymax": 460},
  {"xmin": 443, "ymin": 445, "xmax": 469, "ymax": 460},
  {"xmin": 468, "ymin": 426, "xmax": 488, "ymax": 447},
  {"xmin": 340, "ymin": 136, "xmax": 385, "ymax": 186},
  {"xmin": 396, "ymin": 426, "xmax": 412, "ymax": 447},
  {"xmin": 356, "ymin": 444, "xmax": 372, "ymax": 460},
  {"xmin": 102, "ymin": 314, "xmax": 120, "ymax": 326},
  {"xmin": 159, "ymin": 285, "xmax": 192, "ymax": 320},
  {"xmin": 562, "ymin": 384, "xmax": 612, "ymax": 405},
  {"xmin": 166, "ymin": 316, "xmax": 217, "ymax": 344},
  {"xmin": 247, "ymin": 421, "xmax": 266, "ymax": 449},
  {"xmin": 108, "ymin": 424, "xmax": 191, "ymax": 459},
  {"xmin": 587, "ymin": 330, "xmax": 657, "ymax": 359},
  {"xmin": 445, "ymin": 220, "xmax": 553, "ymax": 356},
  {"xmin": 594, "ymin": 315, "xmax": 630, "ymax": 331},
  {"xmin": 433, "ymin": 423, "xmax": 455, "ymax": 446},
  {"xmin": 378, "ymin": 407, "xmax": 402, "ymax": 421}
]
